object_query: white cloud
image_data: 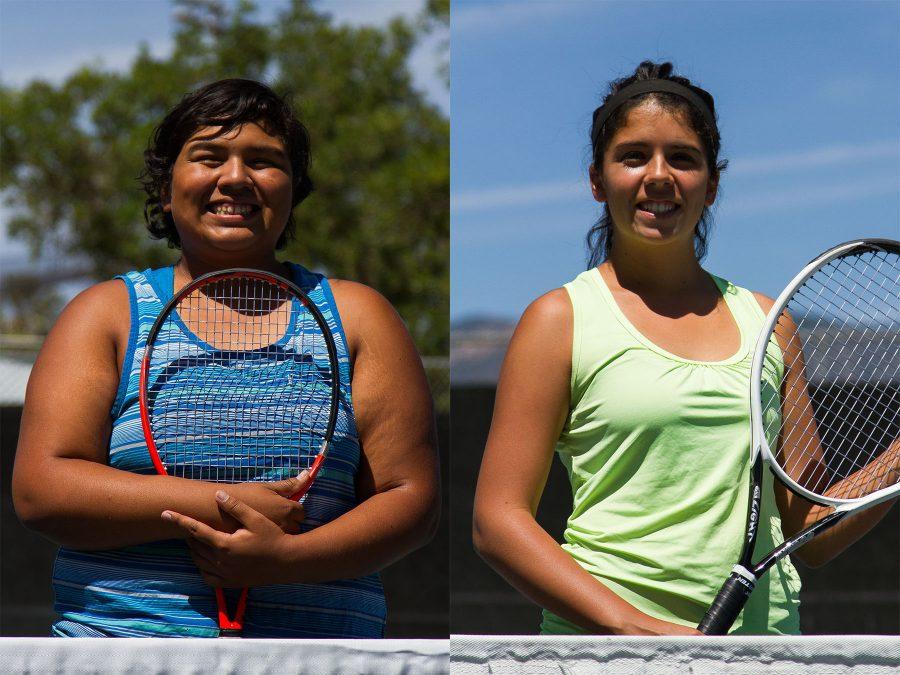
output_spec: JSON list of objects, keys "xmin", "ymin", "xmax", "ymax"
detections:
[
  {"xmin": 453, "ymin": 174, "xmax": 900, "ymax": 247},
  {"xmin": 728, "ymin": 141, "xmax": 900, "ymax": 176},
  {"xmin": 1, "ymin": 41, "xmax": 174, "ymax": 88},
  {"xmin": 454, "ymin": 140, "xmax": 900, "ymax": 215},
  {"xmin": 0, "ymin": 1, "xmax": 447, "ymax": 112},
  {"xmin": 723, "ymin": 176, "xmax": 900, "ymax": 216},
  {"xmin": 323, "ymin": 0, "xmax": 421, "ymax": 25},
  {"xmin": 408, "ymin": 26, "xmax": 449, "ymax": 113},
  {"xmin": 817, "ymin": 75, "xmax": 879, "ymax": 104},
  {"xmin": 453, "ymin": 178, "xmax": 586, "ymax": 212},
  {"xmin": 452, "ymin": 0, "xmax": 576, "ymax": 33},
  {"xmin": 323, "ymin": 0, "xmax": 448, "ymax": 112}
]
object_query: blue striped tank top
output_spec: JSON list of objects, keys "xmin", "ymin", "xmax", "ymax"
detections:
[{"xmin": 51, "ymin": 264, "xmax": 387, "ymax": 638}]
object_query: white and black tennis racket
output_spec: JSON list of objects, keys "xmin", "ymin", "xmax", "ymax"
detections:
[
  {"xmin": 138, "ymin": 268, "xmax": 339, "ymax": 637},
  {"xmin": 698, "ymin": 238, "xmax": 900, "ymax": 635}
]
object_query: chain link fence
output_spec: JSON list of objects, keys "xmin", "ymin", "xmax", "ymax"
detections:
[{"xmin": 423, "ymin": 355, "xmax": 449, "ymax": 415}]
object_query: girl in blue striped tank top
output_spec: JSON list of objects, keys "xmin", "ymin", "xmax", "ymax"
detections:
[{"xmin": 13, "ymin": 79, "xmax": 439, "ymax": 638}]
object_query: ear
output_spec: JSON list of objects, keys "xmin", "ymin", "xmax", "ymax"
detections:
[
  {"xmin": 161, "ymin": 183, "xmax": 172, "ymax": 213},
  {"xmin": 705, "ymin": 174, "xmax": 719, "ymax": 207},
  {"xmin": 589, "ymin": 164, "xmax": 606, "ymax": 203}
]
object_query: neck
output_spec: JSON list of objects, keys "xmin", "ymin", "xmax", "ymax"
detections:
[
  {"xmin": 174, "ymin": 251, "xmax": 289, "ymax": 286},
  {"xmin": 604, "ymin": 238, "xmax": 707, "ymax": 296}
]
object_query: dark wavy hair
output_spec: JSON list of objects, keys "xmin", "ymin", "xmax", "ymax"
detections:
[
  {"xmin": 140, "ymin": 78, "xmax": 314, "ymax": 249},
  {"xmin": 586, "ymin": 61, "xmax": 728, "ymax": 268}
]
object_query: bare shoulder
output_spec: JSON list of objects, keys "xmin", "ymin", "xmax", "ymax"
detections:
[
  {"xmin": 328, "ymin": 278, "xmax": 395, "ymax": 316},
  {"xmin": 327, "ymin": 279, "xmax": 409, "ymax": 360},
  {"xmin": 751, "ymin": 291, "xmax": 777, "ymax": 315},
  {"xmin": 15, "ymin": 278, "xmax": 135, "ymax": 476},
  {"xmin": 500, "ymin": 288, "xmax": 573, "ymax": 384},
  {"xmin": 47, "ymin": 279, "xmax": 130, "ymax": 345},
  {"xmin": 515, "ymin": 288, "xmax": 573, "ymax": 338},
  {"xmin": 30, "ymin": 279, "xmax": 132, "ymax": 384}
]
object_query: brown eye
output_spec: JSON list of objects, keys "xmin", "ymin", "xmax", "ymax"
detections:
[{"xmin": 670, "ymin": 152, "xmax": 695, "ymax": 164}]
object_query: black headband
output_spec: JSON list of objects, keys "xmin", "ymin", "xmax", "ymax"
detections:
[{"xmin": 590, "ymin": 79, "xmax": 717, "ymax": 148}]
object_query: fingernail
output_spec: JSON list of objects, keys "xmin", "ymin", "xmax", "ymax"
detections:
[
  {"xmin": 298, "ymin": 470, "xmax": 309, "ymax": 480},
  {"xmin": 215, "ymin": 490, "xmax": 228, "ymax": 502},
  {"xmin": 161, "ymin": 511, "xmax": 173, "ymax": 521}
]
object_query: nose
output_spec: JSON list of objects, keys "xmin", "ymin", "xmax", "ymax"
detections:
[
  {"xmin": 645, "ymin": 151, "xmax": 673, "ymax": 189},
  {"xmin": 218, "ymin": 156, "xmax": 252, "ymax": 191}
]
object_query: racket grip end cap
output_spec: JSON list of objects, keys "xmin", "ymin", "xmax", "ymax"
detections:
[{"xmin": 697, "ymin": 568, "xmax": 757, "ymax": 635}]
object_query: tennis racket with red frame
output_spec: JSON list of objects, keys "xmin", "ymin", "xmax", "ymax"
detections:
[
  {"xmin": 138, "ymin": 267, "xmax": 339, "ymax": 637},
  {"xmin": 698, "ymin": 239, "xmax": 899, "ymax": 634}
]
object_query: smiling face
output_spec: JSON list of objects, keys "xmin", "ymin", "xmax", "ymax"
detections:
[
  {"xmin": 590, "ymin": 100, "xmax": 718, "ymax": 252},
  {"xmin": 164, "ymin": 122, "xmax": 294, "ymax": 260}
]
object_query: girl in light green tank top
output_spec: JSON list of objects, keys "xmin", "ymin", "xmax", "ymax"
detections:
[
  {"xmin": 473, "ymin": 62, "xmax": 820, "ymax": 635},
  {"xmin": 539, "ymin": 270, "xmax": 800, "ymax": 634}
]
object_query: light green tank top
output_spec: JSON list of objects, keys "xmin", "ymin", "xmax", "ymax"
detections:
[{"xmin": 540, "ymin": 268, "xmax": 801, "ymax": 635}]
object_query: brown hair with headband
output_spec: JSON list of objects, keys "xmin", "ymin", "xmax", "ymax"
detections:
[{"xmin": 586, "ymin": 61, "xmax": 728, "ymax": 267}]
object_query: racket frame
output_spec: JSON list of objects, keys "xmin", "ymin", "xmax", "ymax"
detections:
[
  {"xmin": 137, "ymin": 267, "xmax": 341, "ymax": 637},
  {"xmin": 751, "ymin": 238, "xmax": 900, "ymax": 512},
  {"xmin": 698, "ymin": 238, "xmax": 900, "ymax": 634}
]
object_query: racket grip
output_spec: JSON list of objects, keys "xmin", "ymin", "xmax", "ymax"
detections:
[{"xmin": 697, "ymin": 568, "xmax": 756, "ymax": 635}]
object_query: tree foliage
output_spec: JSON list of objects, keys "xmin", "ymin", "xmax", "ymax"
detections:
[{"xmin": 0, "ymin": 0, "xmax": 448, "ymax": 354}]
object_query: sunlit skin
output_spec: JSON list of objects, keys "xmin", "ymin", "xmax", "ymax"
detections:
[
  {"xmin": 164, "ymin": 123, "xmax": 294, "ymax": 283},
  {"xmin": 474, "ymin": 94, "xmax": 896, "ymax": 638},
  {"xmin": 586, "ymin": 99, "xmax": 737, "ymax": 362},
  {"xmin": 589, "ymin": 100, "xmax": 717, "ymax": 256},
  {"xmin": 12, "ymin": 112, "xmax": 439, "ymax": 602}
]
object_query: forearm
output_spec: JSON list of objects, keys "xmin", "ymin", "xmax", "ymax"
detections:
[
  {"xmin": 14, "ymin": 457, "xmax": 240, "ymax": 549},
  {"xmin": 274, "ymin": 480, "xmax": 439, "ymax": 584},
  {"xmin": 793, "ymin": 499, "xmax": 896, "ymax": 568},
  {"xmin": 473, "ymin": 505, "xmax": 646, "ymax": 634}
]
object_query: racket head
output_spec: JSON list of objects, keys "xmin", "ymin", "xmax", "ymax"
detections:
[
  {"xmin": 138, "ymin": 268, "xmax": 340, "ymax": 487},
  {"xmin": 750, "ymin": 239, "xmax": 900, "ymax": 509}
]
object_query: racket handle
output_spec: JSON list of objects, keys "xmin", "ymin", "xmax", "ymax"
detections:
[
  {"xmin": 697, "ymin": 567, "xmax": 757, "ymax": 635},
  {"xmin": 215, "ymin": 587, "xmax": 248, "ymax": 638}
]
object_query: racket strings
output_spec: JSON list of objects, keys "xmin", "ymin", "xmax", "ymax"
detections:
[
  {"xmin": 811, "ymin": 253, "xmax": 900, "ymax": 490},
  {"xmin": 765, "ymin": 248, "xmax": 899, "ymax": 500},
  {"xmin": 785, "ymin": 272, "xmax": 898, "ymax": 495},
  {"xmin": 776, "ymin": 254, "xmax": 896, "ymax": 496},
  {"xmin": 783, "ymin": 291, "xmax": 899, "ymax": 476},
  {"xmin": 147, "ymin": 276, "xmax": 335, "ymax": 483}
]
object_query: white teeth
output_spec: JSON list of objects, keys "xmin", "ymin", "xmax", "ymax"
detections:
[
  {"xmin": 213, "ymin": 204, "xmax": 253, "ymax": 215},
  {"xmin": 640, "ymin": 202, "xmax": 677, "ymax": 215}
]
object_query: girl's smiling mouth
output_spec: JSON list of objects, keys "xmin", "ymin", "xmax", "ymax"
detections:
[
  {"xmin": 636, "ymin": 200, "xmax": 680, "ymax": 219},
  {"xmin": 205, "ymin": 201, "xmax": 261, "ymax": 219}
]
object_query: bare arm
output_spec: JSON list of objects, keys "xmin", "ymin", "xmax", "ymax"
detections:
[
  {"xmin": 12, "ymin": 280, "xmax": 306, "ymax": 550},
  {"xmin": 472, "ymin": 290, "xmax": 698, "ymax": 636},
  {"xmin": 754, "ymin": 292, "xmax": 897, "ymax": 568},
  {"xmin": 165, "ymin": 280, "xmax": 440, "ymax": 585},
  {"xmin": 282, "ymin": 280, "xmax": 440, "ymax": 579}
]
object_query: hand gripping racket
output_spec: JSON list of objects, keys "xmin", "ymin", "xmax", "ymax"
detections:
[
  {"xmin": 698, "ymin": 238, "xmax": 900, "ymax": 635},
  {"xmin": 138, "ymin": 268, "xmax": 339, "ymax": 637}
]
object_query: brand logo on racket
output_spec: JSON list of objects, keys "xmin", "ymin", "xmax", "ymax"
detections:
[{"xmin": 746, "ymin": 485, "xmax": 761, "ymax": 542}]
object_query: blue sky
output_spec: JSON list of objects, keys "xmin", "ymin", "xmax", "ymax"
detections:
[
  {"xmin": 0, "ymin": 0, "xmax": 447, "ymax": 275},
  {"xmin": 2, "ymin": 0, "xmax": 898, "ymax": 324},
  {"xmin": 451, "ymin": 0, "xmax": 900, "ymax": 321}
]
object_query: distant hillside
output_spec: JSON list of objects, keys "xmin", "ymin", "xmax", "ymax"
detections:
[{"xmin": 451, "ymin": 316, "xmax": 516, "ymax": 386}]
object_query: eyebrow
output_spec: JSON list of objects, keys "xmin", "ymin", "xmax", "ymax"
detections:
[
  {"xmin": 186, "ymin": 140, "xmax": 289, "ymax": 157},
  {"xmin": 612, "ymin": 141, "xmax": 702, "ymax": 153}
]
